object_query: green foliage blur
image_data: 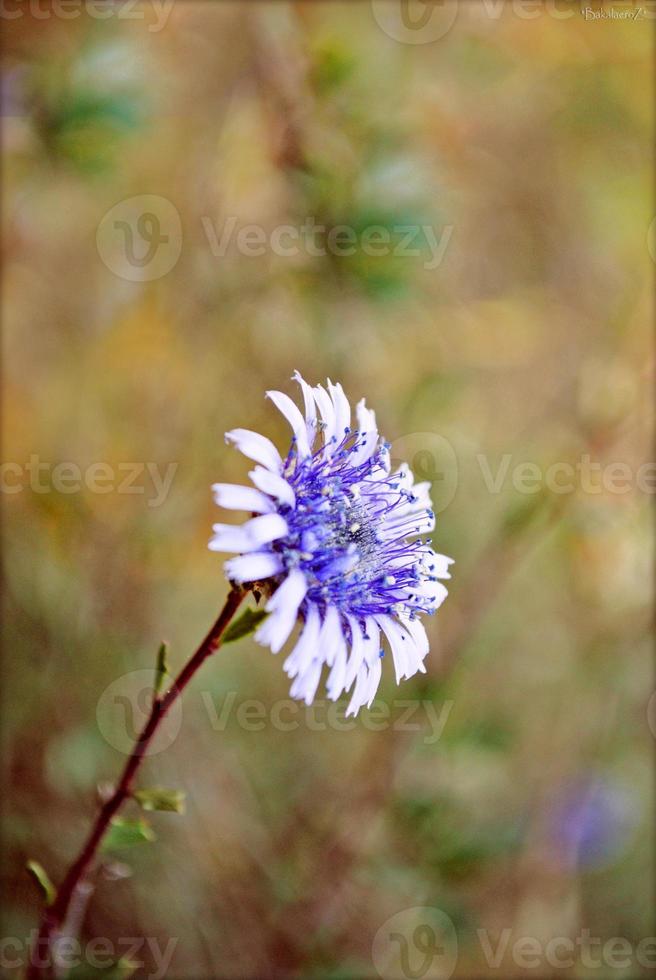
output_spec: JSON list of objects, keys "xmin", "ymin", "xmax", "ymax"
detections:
[{"xmin": 2, "ymin": 3, "xmax": 653, "ymax": 978}]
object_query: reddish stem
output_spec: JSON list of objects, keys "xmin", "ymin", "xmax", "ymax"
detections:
[{"xmin": 28, "ymin": 584, "xmax": 248, "ymax": 979}]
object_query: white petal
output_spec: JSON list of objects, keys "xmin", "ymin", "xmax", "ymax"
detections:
[
  {"xmin": 350, "ymin": 398, "xmax": 379, "ymax": 465},
  {"xmin": 416, "ymin": 579, "xmax": 449, "ymax": 610},
  {"xmin": 290, "ymin": 658, "xmax": 323, "ymax": 706},
  {"xmin": 418, "ymin": 510, "xmax": 436, "ymax": 534},
  {"xmin": 394, "ymin": 462, "xmax": 412, "ymax": 484},
  {"xmin": 225, "ymin": 429, "xmax": 282, "ymax": 472},
  {"xmin": 283, "ymin": 602, "xmax": 321, "ymax": 679},
  {"xmin": 212, "ymin": 483, "xmax": 274, "ymax": 514},
  {"xmin": 327, "ymin": 380, "xmax": 351, "ymax": 439},
  {"xmin": 401, "ymin": 625, "xmax": 425, "ymax": 676},
  {"xmin": 318, "ymin": 605, "xmax": 343, "ymax": 667},
  {"xmin": 312, "ymin": 384, "xmax": 337, "ymax": 446},
  {"xmin": 362, "ymin": 617, "xmax": 381, "ymax": 666},
  {"xmin": 376, "ymin": 615, "xmax": 423, "ymax": 683},
  {"xmin": 255, "ymin": 569, "xmax": 307, "ymax": 653},
  {"xmin": 225, "ymin": 552, "xmax": 283, "ymax": 582},
  {"xmin": 377, "ymin": 443, "xmax": 391, "ymax": 475},
  {"xmin": 430, "ymin": 553, "xmax": 454, "ymax": 580},
  {"xmin": 408, "ymin": 481, "xmax": 432, "ymax": 511},
  {"xmin": 242, "ymin": 513, "xmax": 288, "ymax": 545},
  {"xmin": 249, "ymin": 466, "xmax": 296, "ymax": 508},
  {"xmin": 365, "ymin": 657, "xmax": 382, "ymax": 708},
  {"xmin": 209, "ymin": 513, "xmax": 287, "ymax": 553},
  {"xmin": 346, "ymin": 663, "xmax": 369, "ymax": 717},
  {"xmin": 326, "ymin": 635, "xmax": 348, "ymax": 700},
  {"xmin": 343, "ymin": 615, "xmax": 366, "ymax": 692},
  {"xmin": 400, "ymin": 616, "xmax": 429, "ymax": 659},
  {"xmin": 209, "ymin": 524, "xmax": 257, "ymax": 553},
  {"xmin": 358, "ymin": 399, "xmax": 377, "ymax": 430},
  {"xmin": 266, "ymin": 389, "xmax": 311, "ymax": 459},
  {"xmin": 292, "ymin": 369, "xmax": 317, "ymax": 445},
  {"xmin": 318, "ymin": 607, "xmax": 347, "ymax": 696}
]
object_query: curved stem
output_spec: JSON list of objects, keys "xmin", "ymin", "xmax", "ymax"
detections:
[{"xmin": 28, "ymin": 584, "xmax": 248, "ymax": 979}]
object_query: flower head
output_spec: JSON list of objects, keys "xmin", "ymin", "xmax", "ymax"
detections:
[{"xmin": 210, "ymin": 372, "xmax": 452, "ymax": 715}]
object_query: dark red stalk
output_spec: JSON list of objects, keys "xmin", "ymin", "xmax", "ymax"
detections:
[{"xmin": 27, "ymin": 584, "xmax": 248, "ymax": 979}]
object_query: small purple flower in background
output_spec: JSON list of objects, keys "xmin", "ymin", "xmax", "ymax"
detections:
[
  {"xmin": 548, "ymin": 775, "xmax": 638, "ymax": 870},
  {"xmin": 210, "ymin": 371, "xmax": 452, "ymax": 715}
]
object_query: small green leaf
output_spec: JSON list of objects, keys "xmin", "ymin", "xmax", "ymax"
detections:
[
  {"xmin": 26, "ymin": 860, "xmax": 55, "ymax": 906},
  {"xmin": 154, "ymin": 641, "xmax": 170, "ymax": 697},
  {"xmin": 223, "ymin": 607, "xmax": 268, "ymax": 644},
  {"xmin": 69, "ymin": 957, "xmax": 139, "ymax": 979},
  {"xmin": 101, "ymin": 816, "xmax": 156, "ymax": 853},
  {"xmin": 115, "ymin": 959, "xmax": 140, "ymax": 979},
  {"xmin": 134, "ymin": 787, "xmax": 186, "ymax": 814}
]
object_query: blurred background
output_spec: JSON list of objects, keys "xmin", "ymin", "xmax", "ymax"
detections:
[{"xmin": 2, "ymin": 2, "xmax": 653, "ymax": 978}]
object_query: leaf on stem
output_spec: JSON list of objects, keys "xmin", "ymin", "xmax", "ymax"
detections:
[
  {"xmin": 115, "ymin": 959, "xmax": 140, "ymax": 979},
  {"xmin": 68, "ymin": 957, "xmax": 139, "ymax": 978},
  {"xmin": 222, "ymin": 607, "xmax": 267, "ymax": 644},
  {"xmin": 134, "ymin": 787, "xmax": 186, "ymax": 814},
  {"xmin": 101, "ymin": 816, "xmax": 156, "ymax": 853},
  {"xmin": 26, "ymin": 860, "xmax": 55, "ymax": 906},
  {"xmin": 154, "ymin": 641, "xmax": 170, "ymax": 698}
]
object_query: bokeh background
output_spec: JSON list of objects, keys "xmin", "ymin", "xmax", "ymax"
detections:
[{"xmin": 2, "ymin": 2, "xmax": 654, "ymax": 978}]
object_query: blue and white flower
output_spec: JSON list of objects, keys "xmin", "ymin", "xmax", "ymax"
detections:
[{"xmin": 210, "ymin": 372, "xmax": 452, "ymax": 716}]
